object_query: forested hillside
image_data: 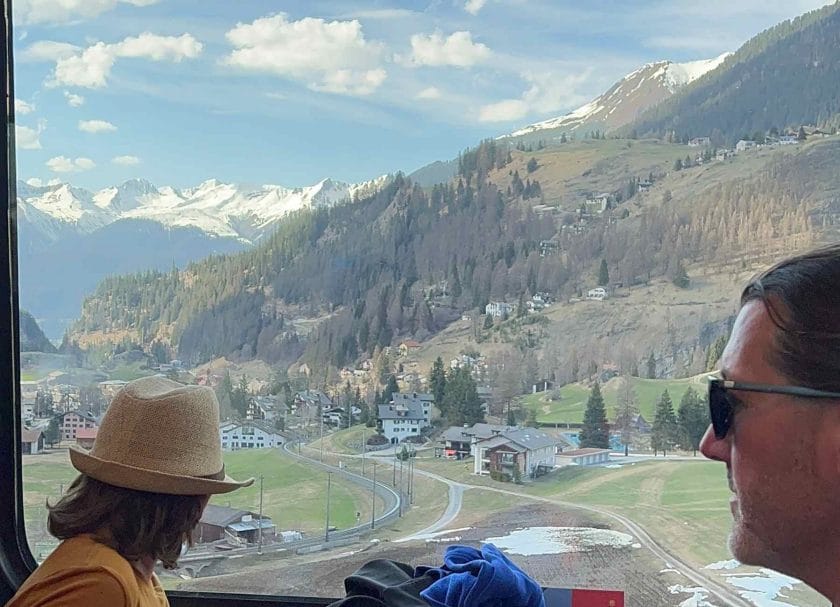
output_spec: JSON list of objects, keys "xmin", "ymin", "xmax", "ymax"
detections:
[
  {"xmin": 66, "ymin": 135, "xmax": 837, "ymax": 375},
  {"xmin": 629, "ymin": 2, "xmax": 840, "ymax": 142}
]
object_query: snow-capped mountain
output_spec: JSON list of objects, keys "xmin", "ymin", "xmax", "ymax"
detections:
[
  {"xmin": 17, "ymin": 174, "xmax": 390, "ymax": 341},
  {"xmin": 19, "ymin": 174, "xmax": 391, "ymax": 246},
  {"xmin": 507, "ymin": 52, "xmax": 732, "ymax": 138}
]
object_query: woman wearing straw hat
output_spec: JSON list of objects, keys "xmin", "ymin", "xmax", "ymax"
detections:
[{"xmin": 6, "ymin": 376, "xmax": 253, "ymax": 607}]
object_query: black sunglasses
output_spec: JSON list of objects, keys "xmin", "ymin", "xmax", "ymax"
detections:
[{"xmin": 708, "ymin": 377, "xmax": 840, "ymax": 439}]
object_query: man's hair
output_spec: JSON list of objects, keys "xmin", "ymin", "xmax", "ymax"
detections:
[
  {"xmin": 741, "ymin": 243, "xmax": 840, "ymax": 391},
  {"xmin": 47, "ymin": 474, "xmax": 205, "ymax": 569}
]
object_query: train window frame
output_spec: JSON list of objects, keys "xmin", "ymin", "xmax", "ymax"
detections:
[{"xmin": 0, "ymin": 1, "xmax": 333, "ymax": 604}]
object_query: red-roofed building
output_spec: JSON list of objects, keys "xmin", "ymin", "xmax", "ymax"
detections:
[{"xmin": 75, "ymin": 427, "xmax": 98, "ymax": 450}]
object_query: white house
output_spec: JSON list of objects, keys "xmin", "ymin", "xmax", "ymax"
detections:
[
  {"xmin": 584, "ymin": 194, "xmax": 610, "ymax": 213},
  {"xmin": 586, "ymin": 287, "xmax": 608, "ymax": 301},
  {"xmin": 555, "ymin": 448, "xmax": 611, "ymax": 467},
  {"xmin": 219, "ymin": 421, "xmax": 286, "ymax": 451},
  {"xmin": 473, "ymin": 428, "xmax": 557, "ymax": 477},
  {"xmin": 485, "ymin": 301, "xmax": 516, "ymax": 318},
  {"xmin": 377, "ymin": 393, "xmax": 433, "ymax": 444},
  {"xmin": 736, "ymin": 139, "xmax": 757, "ymax": 152},
  {"xmin": 688, "ymin": 137, "xmax": 711, "ymax": 147}
]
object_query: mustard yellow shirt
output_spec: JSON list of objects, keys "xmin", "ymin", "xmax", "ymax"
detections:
[{"xmin": 5, "ymin": 535, "xmax": 168, "ymax": 607}]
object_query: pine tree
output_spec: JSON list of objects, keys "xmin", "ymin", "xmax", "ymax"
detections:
[
  {"xmin": 384, "ymin": 374, "xmax": 400, "ymax": 404},
  {"xmin": 598, "ymin": 259, "xmax": 610, "ymax": 287},
  {"xmin": 798, "ymin": 125, "xmax": 807, "ymax": 141},
  {"xmin": 483, "ymin": 314, "xmax": 494, "ymax": 330},
  {"xmin": 677, "ymin": 387, "xmax": 709, "ymax": 455},
  {"xmin": 579, "ymin": 382, "xmax": 610, "ymax": 448},
  {"xmin": 430, "ymin": 357, "xmax": 447, "ymax": 411},
  {"xmin": 672, "ymin": 260, "xmax": 690, "ymax": 288},
  {"xmin": 651, "ymin": 390, "xmax": 677, "ymax": 456}
]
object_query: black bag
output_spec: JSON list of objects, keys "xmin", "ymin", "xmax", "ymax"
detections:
[{"xmin": 327, "ymin": 559, "xmax": 437, "ymax": 607}]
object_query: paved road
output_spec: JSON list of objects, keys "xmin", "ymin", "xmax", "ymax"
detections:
[
  {"xmin": 298, "ymin": 443, "xmax": 751, "ymax": 607},
  {"xmin": 394, "ymin": 466, "xmax": 470, "ymax": 542}
]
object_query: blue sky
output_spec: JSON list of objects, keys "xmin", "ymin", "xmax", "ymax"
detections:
[{"xmin": 11, "ymin": 0, "xmax": 835, "ymax": 190}]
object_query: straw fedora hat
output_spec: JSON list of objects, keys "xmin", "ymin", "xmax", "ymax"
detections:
[{"xmin": 69, "ymin": 376, "xmax": 253, "ymax": 495}]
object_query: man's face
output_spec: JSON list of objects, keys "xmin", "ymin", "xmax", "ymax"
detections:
[{"xmin": 699, "ymin": 300, "xmax": 840, "ymax": 572}]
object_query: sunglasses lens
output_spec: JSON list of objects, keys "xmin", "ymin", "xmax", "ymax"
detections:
[{"xmin": 709, "ymin": 382, "xmax": 732, "ymax": 439}]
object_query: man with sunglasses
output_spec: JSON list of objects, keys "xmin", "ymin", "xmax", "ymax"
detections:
[{"xmin": 700, "ymin": 243, "xmax": 840, "ymax": 605}]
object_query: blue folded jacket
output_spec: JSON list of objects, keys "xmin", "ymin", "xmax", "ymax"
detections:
[{"xmin": 419, "ymin": 544, "xmax": 545, "ymax": 607}]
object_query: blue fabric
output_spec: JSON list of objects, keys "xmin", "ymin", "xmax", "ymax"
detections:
[{"xmin": 419, "ymin": 544, "xmax": 545, "ymax": 607}]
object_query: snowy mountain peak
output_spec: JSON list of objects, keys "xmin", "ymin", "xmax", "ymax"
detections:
[
  {"xmin": 17, "ymin": 174, "xmax": 392, "ymax": 245},
  {"xmin": 507, "ymin": 52, "xmax": 732, "ymax": 138}
]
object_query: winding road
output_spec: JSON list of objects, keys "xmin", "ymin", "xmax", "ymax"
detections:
[{"xmin": 316, "ymin": 445, "xmax": 752, "ymax": 607}]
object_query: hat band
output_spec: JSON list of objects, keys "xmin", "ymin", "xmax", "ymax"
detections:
[{"xmin": 199, "ymin": 466, "xmax": 226, "ymax": 481}]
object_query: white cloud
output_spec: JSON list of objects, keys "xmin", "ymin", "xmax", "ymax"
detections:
[
  {"xmin": 48, "ymin": 33, "xmax": 203, "ymax": 89},
  {"xmin": 113, "ymin": 32, "xmax": 203, "ymax": 62},
  {"xmin": 311, "ymin": 68, "xmax": 387, "ymax": 96},
  {"xmin": 15, "ymin": 0, "xmax": 160, "ymax": 25},
  {"xmin": 223, "ymin": 13, "xmax": 387, "ymax": 96},
  {"xmin": 478, "ymin": 70, "xmax": 592, "ymax": 123},
  {"xmin": 464, "ymin": 0, "xmax": 488, "ymax": 15},
  {"xmin": 15, "ymin": 120, "xmax": 46, "ymax": 150},
  {"xmin": 78, "ymin": 119, "xmax": 117, "ymax": 133},
  {"xmin": 417, "ymin": 86, "xmax": 442, "ymax": 100},
  {"xmin": 112, "ymin": 155, "xmax": 140, "ymax": 165},
  {"xmin": 402, "ymin": 31, "xmax": 491, "ymax": 67},
  {"xmin": 64, "ymin": 91, "xmax": 85, "ymax": 107},
  {"xmin": 25, "ymin": 177, "xmax": 44, "ymax": 187},
  {"xmin": 479, "ymin": 99, "xmax": 528, "ymax": 122},
  {"xmin": 20, "ymin": 40, "xmax": 80, "ymax": 62},
  {"xmin": 15, "ymin": 99, "xmax": 35, "ymax": 115},
  {"xmin": 46, "ymin": 156, "xmax": 95, "ymax": 173}
]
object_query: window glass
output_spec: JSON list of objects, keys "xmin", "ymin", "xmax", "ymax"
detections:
[{"xmin": 12, "ymin": 1, "xmax": 835, "ymax": 604}]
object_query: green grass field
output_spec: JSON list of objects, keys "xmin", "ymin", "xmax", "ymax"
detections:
[
  {"xmin": 22, "ymin": 447, "xmax": 385, "ymax": 556},
  {"xmin": 521, "ymin": 375, "xmax": 708, "ymax": 424},
  {"xmin": 308, "ymin": 424, "xmax": 372, "ymax": 455}
]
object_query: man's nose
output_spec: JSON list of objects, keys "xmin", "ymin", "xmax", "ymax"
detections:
[{"xmin": 699, "ymin": 424, "xmax": 731, "ymax": 463}]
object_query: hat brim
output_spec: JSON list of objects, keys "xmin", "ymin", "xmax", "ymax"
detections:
[{"xmin": 69, "ymin": 446, "xmax": 254, "ymax": 496}]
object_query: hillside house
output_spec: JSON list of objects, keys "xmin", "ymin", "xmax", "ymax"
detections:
[
  {"xmin": 716, "ymin": 148, "xmax": 733, "ymax": 161},
  {"xmin": 688, "ymin": 137, "xmax": 711, "ymax": 147},
  {"xmin": 736, "ymin": 139, "xmax": 757, "ymax": 152},
  {"xmin": 246, "ymin": 395, "xmax": 281, "ymax": 422},
  {"xmin": 473, "ymin": 428, "xmax": 557, "ymax": 477},
  {"xmin": 197, "ymin": 505, "xmax": 275, "ymax": 544},
  {"xmin": 438, "ymin": 423, "xmax": 513, "ymax": 459},
  {"xmin": 586, "ymin": 287, "xmax": 608, "ymax": 301},
  {"xmin": 20, "ymin": 427, "xmax": 45, "ymax": 455},
  {"xmin": 539, "ymin": 239, "xmax": 560, "ymax": 257},
  {"xmin": 59, "ymin": 411, "xmax": 98, "ymax": 441},
  {"xmin": 584, "ymin": 193, "xmax": 610, "ymax": 213},
  {"xmin": 219, "ymin": 421, "xmax": 286, "ymax": 451},
  {"xmin": 378, "ymin": 393, "xmax": 433, "ymax": 444},
  {"xmin": 485, "ymin": 301, "xmax": 516, "ymax": 318}
]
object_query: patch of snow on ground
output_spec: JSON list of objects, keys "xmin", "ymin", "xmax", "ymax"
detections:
[
  {"xmin": 484, "ymin": 526, "xmax": 635, "ymax": 556},
  {"xmin": 409, "ymin": 527, "xmax": 472, "ymax": 541},
  {"xmin": 724, "ymin": 569, "xmax": 800, "ymax": 607},
  {"xmin": 669, "ymin": 584, "xmax": 718, "ymax": 607},
  {"xmin": 705, "ymin": 559, "xmax": 741, "ymax": 570},
  {"xmin": 661, "ymin": 568, "xmax": 682, "ymax": 575}
]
